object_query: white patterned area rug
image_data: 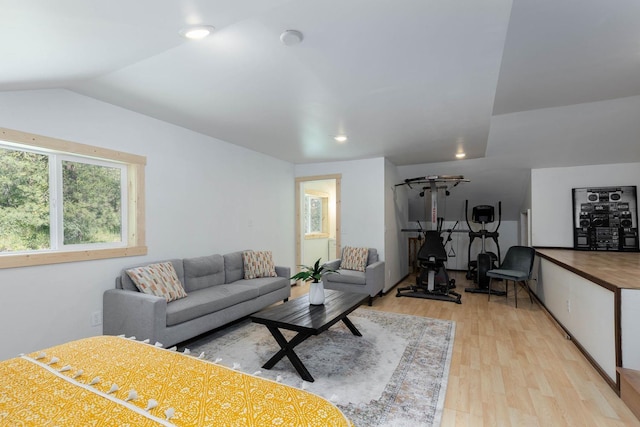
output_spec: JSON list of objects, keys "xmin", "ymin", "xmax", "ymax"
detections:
[{"xmin": 187, "ymin": 308, "xmax": 455, "ymax": 427}]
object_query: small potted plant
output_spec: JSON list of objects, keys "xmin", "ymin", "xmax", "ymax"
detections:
[{"xmin": 290, "ymin": 259, "xmax": 338, "ymax": 305}]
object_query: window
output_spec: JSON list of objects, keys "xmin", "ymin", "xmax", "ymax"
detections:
[
  {"xmin": 304, "ymin": 191, "xmax": 329, "ymax": 238},
  {"xmin": 60, "ymin": 158, "xmax": 126, "ymax": 247},
  {"xmin": 0, "ymin": 127, "xmax": 146, "ymax": 268}
]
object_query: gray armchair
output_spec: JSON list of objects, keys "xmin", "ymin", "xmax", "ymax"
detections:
[{"xmin": 323, "ymin": 248, "xmax": 385, "ymax": 306}]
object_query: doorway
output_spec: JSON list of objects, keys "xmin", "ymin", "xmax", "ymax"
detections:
[{"xmin": 295, "ymin": 174, "xmax": 341, "ymax": 272}]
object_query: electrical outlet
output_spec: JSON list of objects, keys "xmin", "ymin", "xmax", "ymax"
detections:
[
  {"xmin": 91, "ymin": 310, "xmax": 102, "ymax": 326},
  {"xmin": 566, "ymin": 300, "xmax": 571, "ymax": 313}
]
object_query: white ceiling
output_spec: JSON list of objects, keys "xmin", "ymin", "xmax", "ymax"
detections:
[{"xmin": 2, "ymin": 0, "xmax": 640, "ymax": 220}]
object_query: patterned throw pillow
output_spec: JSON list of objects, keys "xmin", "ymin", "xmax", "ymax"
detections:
[
  {"xmin": 126, "ymin": 262, "xmax": 187, "ymax": 302},
  {"xmin": 243, "ymin": 250, "xmax": 278, "ymax": 279},
  {"xmin": 341, "ymin": 246, "xmax": 369, "ymax": 272}
]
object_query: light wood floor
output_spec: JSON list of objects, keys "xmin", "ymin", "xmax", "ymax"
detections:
[{"xmin": 292, "ymin": 272, "xmax": 640, "ymax": 426}]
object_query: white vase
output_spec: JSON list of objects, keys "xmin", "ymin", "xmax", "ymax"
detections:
[{"xmin": 309, "ymin": 281, "xmax": 325, "ymax": 305}]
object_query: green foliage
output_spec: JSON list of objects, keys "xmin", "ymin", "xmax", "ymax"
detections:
[
  {"xmin": 62, "ymin": 161, "xmax": 121, "ymax": 244},
  {"xmin": 0, "ymin": 147, "xmax": 122, "ymax": 252},
  {"xmin": 290, "ymin": 259, "xmax": 338, "ymax": 283},
  {"xmin": 0, "ymin": 148, "xmax": 50, "ymax": 251}
]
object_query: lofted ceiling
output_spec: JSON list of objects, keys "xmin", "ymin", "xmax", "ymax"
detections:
[{"xmin": 2, "ymin": 0, "xmax": 640, "ymax": 220}]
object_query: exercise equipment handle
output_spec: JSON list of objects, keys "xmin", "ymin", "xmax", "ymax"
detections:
[{"xmin": 465, "ymin": 200, "xmax": 472, "ymax": 230}]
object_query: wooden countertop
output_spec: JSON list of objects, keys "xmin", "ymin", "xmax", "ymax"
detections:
[{"xmin": 536, "ymin": 248, "xmax": 640, "ymax": 291}]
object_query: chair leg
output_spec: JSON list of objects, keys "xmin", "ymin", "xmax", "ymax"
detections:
[
  {"xmin": 488, "ymin": 277, "xmax": 492, "ymax": 301},
  {"xmin": 520, "ymin": 280, "xmax": 533, "ymax": 305},
  {"xmin": 368, "ymin": 295, "xmax": 373, "ymax": 306},
  {"xmin": 514, "ymin": 280, "xmax": 518, "ymax": 308}
]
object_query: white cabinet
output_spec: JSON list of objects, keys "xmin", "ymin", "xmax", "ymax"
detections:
[
  {"xmin": 536, "ymin": 258, "xmax": 616, "ymax": 383},
  {"xmin": 622, "ymin": 290, "xmax": 640, "ymax": 371}
]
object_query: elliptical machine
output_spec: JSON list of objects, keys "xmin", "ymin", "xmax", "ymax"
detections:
[{"xmin": 464, "ymin": 200, "xmax": 505, "ymax": 295}]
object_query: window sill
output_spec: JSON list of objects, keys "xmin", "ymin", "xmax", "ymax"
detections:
[
  {"xmin": 304, "ymin": 233, "xmax": 330, "ymax": 240},
  {"xmin": 0, "ymin": 246, "xmax": 148, "ymax": 269}
]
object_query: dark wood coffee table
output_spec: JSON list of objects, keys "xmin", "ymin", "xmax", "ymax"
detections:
[{"xmin": 250, "ymin": 289, "xmax": 368, "ymax": 382}]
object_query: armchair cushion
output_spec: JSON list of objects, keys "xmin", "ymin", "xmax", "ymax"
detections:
[
  {"xmin": 324, "ymin": 269, "xmax": 366, "ymax": 286},
  {"xmin": 341, "ymin": 246, "xmax": 369, "ymax": 272}
]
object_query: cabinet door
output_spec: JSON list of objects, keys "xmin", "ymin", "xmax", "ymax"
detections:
[
  {"xmin": 622, "ymin": 289, "xmax": 640, "ymax": 370},
  {"xmin": 570, "ymin": 274, "xmax": 615, "ymax": 381},
  {"xmin": 539, "ymin": 259, "xmax": 616, "ymax": 382}
]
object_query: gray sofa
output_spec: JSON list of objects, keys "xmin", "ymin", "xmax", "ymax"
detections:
[
  {"xmin": 323, "ymin": 248, "xmax": 385, "ymax": 305},
  {"xmin": 103, "ymin": 251, "xmax": 290, "ymax": 347}
]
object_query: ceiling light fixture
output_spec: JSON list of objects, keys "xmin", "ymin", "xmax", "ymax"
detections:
[
  {"xmin": 455, "ymin": 152, "xmax": 466, "ymax": 159},
  {"xmin": 179, "ymin": 25, "xmax": 215, "ymax": 40},
  {"xmin": 334, "ymin": 135, "xmax": 348, "ymax": 143},
  {"xmin": 280, "ymin": 29, "xmax": 304, "ymax": 46}
]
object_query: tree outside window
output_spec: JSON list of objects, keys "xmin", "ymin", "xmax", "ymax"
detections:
[
  {"xmin": 0, "ymin": 147, "xmax": 50, "ymax": 251},
  {"xmin": 62, "ymin": 160, "xmax": 123, "ymax": 245}
]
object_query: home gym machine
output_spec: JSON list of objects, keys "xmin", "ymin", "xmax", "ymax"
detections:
[
  {"xmin": 396, "ymin": 175, "xmax": 468, "ymax": 304},
  {"xmin": 464, "ymin": 200, "xmax": 505, "ymax": 295}
]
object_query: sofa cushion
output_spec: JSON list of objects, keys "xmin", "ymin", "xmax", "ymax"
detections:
[
  {"xmin": 224, "ymin": 251, "xmax": 246, "ymax": 283},
  {"xmin": 126, "ymin": 262, "xmax": 188, "ymax": 302},
  {"xmin": 243, "ymin": 250, "xmax": 277, "ymax": 279},
  {"xmin": 183, "ymin": 254, "xmax": 225, "ymax": 292},
  {"xmin": 118, "ymin": 259, "xmax": 184, "ymax": 291},
  {"xmin": 242, "ymin": 276, "xmax": 289, "ymax": 296},
  {"xmin": 165, "ymin": 284, "xmax": 260, "ymax": 326},
  {"xmin": 341, "ymin": 246, "xmax": 369, "ymax": 272},
  {"xmin": 324, "ymin": 269, "xmax": 366, "ymax": 286}
]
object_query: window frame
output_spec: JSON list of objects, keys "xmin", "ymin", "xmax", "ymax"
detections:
[
  {"xmin": 56, "ymin": 154, "xmax": 129, "ymax": 250},
  {"xmin": 0, "ymin": 127, "xmax": 147, "ymax": 268},
  {"xmin": 303, "ymin": 190, "xmax": 329, "ymax": 239}
]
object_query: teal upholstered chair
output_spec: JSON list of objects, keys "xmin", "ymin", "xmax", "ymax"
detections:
[{"xmin": 487, "ymin": 246, "xmax": 536, "ymax": 308}]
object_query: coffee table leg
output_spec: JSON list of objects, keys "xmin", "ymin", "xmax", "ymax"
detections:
[
  {"xmin": 262, "ymin": 326, "xmax": 315, "ymax": 382},
  {"xmin": 342, "ymin": 316, "xmax": 362, "ymax": 336}
]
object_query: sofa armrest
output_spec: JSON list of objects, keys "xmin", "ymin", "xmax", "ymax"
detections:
[
  {"xmin": 365, "ymin": 261, "xmax": 385, "ymax": 295},
  {"xmin": 103, "ymin": 289, "xmax": 167, "ymax": 343},
  {"xmin": 275, "ymin": 265, "xmax": 291, "ymax": 280}
]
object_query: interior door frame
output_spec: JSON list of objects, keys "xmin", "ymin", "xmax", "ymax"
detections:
[
  {"xmin": 520, "ymin": 208, "xmax": 532, "ymax": 246},
  {"xmin": 295, "ymin": 174, "xmax": 342, "ymax": 273}
]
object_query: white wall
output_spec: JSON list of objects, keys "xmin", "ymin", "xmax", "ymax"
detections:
[
  {"xmin": 384, "ymin": 159, "xmax": 407, "ymax": 291},
  {"xmin": 294, "ymin": 158, "xmax": 387, "ymax": 283},
  {"xmin": 0, "ymin": 89, "xmax": 295, "ymax": 361},
  {"xmin": 531, "ymin": 162, "xmax": 640, "ymax": 247}
]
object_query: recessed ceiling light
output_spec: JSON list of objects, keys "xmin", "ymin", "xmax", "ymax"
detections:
[
  {"xmin": 455, "ymin": 152, "xmax": 466, "ymax": 159},
  {"xmin": 334, "ymin": 135, "xmax": 348, "ymax": 143},
  {"xmin": 280, "ymin": 29, "xmax": 304, "ymax": 46},
  {"xmin": 179, "ymin": 25, "xmax": 215, "ymax": 40}
]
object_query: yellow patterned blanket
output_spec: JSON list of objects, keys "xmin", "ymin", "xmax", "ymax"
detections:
[{"xmin": 0, "ymin": 336, "xmax": 352, "ymax": 426}]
